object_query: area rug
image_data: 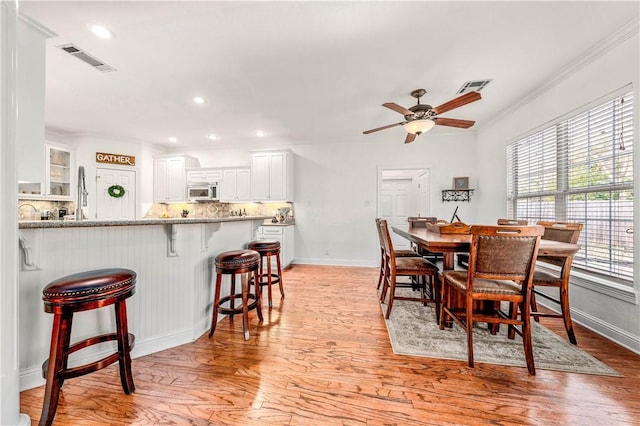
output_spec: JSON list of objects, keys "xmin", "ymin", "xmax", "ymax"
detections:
[{"xmin": 382, "ymin": 292, "xmax": 621, "ymax": 376}]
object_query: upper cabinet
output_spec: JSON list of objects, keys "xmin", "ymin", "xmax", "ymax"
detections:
[
  {"xmin": 251, "ymin": 151, "xmax": 294, "ymax": 202},
  {"xmin": 154, "ymin": 155, "xmax": 199, "ymax": 202},
  {"xmin": 220, "ymin": 168, "xmax": 251, "ymax": 202},
  {"xmin": 186, "ymin": 168, "xmax": 223, "ymax": 185},
  {"xmin": 16, "ymin": 16, "xmax": 54, "ymax": 187},
  {"xmin": 19, "ymin": 143, "xmax": 75, "ymax": 200}
]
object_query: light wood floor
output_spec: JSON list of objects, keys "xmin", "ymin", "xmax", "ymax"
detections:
[{"xmin": 21, "ymin": 265, "xmax": 640, "ymax": 425}]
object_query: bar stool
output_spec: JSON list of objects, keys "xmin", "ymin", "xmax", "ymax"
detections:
[
  {"xmin": 247, "ymin": 240, "xmax": 285, "ymax": 308},
  {"xmin": 40, "ymin": 268, "xmax": 137, "ymax": 426},
  {"xmin": 209, "ymin": 249, "xmax": 262, "ymax": 340}
]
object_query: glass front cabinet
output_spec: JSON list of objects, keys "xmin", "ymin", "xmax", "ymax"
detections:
[{"xmin": 19, "ymin": 143, "xmax": 75, "ymax": 200}]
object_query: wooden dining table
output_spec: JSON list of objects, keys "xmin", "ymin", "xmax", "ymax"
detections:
[{"xmin": 392, "ymin": 225, "xmax": 581, "ymax": 270}]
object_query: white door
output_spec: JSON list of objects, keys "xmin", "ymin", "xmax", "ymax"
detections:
[
  {"xmin": 96, "ymin": 167, "xmax": 136, "ymax": 220},
  {"xmin": 417, "ymin": 170, "xmax": 430, "ymax": 216},
  {"xmin": 380, "ymin": 178, "xmax": 413, "ymax": 250}
]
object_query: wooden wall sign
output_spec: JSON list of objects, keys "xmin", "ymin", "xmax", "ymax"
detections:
[{"xmin": 96, "ymin": 152, "xmax": 136, "ymax": 166}]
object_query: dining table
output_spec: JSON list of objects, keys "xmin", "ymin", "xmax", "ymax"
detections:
[{"xmin": 392, "ymin": 225, "xmax": 581, "ymax": 270}]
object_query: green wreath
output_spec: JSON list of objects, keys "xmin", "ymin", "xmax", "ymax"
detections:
[{"xmin": 107, "ymin": 184, "xmax": 126, "ymax": 198}]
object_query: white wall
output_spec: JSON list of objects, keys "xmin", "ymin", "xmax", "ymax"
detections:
[{"xmin": 475, "ymin": 21, "xmax": 639, "ymax": 352}]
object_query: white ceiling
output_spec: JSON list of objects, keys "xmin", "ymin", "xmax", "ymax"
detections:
[{"xmin": 19, "ymin": 1, "xmax": 639, "ymax": 149}]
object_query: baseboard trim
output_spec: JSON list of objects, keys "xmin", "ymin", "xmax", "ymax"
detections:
[{"xmin": 293, "ymin": 258, "xmax": 378, "ymax": 267}]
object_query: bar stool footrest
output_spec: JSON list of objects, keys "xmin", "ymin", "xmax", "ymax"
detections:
[
  {"xmin": 42, "ymin": 333, "xmax": 135, "ymax": 380},
  {"xmin": 217, "ymin": 294, "xmax": 259, "ymax": 315}
]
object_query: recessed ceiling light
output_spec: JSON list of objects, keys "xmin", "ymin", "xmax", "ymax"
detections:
[
  {"xmin": 89, "ymin": 25, "xmax": 113, "ymax": 39},
  {"xmin": 168, "ymin": 137, "xmax": 178, "ymax": 143},
  {"xmin": 256, "ymin": 130, "xmax": 265, "ymax": 137},
  {"xmin": 193, "ymin": 96, "xmax": 206, "ymax": 105},
  {"xmin": 207, "ymin": 133, "xmax": 217, "ymax": 140}
]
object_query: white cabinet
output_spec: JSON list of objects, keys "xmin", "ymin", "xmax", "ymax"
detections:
[
  {"xmin": 186, "ymin": 168, "xmax": 223, "ymax": 185},
  {"xmin": 255, "ymin": 225, "xmax": 294, "ymax": 268},
  {"xmin": 220, "ymin": 168, "xmax": 251, "ymax": 202},
  {"xmin": 251, "ymin": 151, "xmax": 294, "ymax": 202},
  {"xmin": 154, "ymin": 155, "xmax": 199, "ymax": 202},
  {"xmin": 19, "ymin": 143, "xmax": 75, "ymax": 200}
]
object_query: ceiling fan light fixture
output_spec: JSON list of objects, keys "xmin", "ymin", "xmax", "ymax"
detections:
[{"xmin": 403, "ymin": 119, "xmax": 435, "ymax": 135}]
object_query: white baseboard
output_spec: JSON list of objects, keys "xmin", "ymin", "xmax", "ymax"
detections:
[{"xmin": 292, "ymin": 258, "xmax": 378, "ymax": 267}]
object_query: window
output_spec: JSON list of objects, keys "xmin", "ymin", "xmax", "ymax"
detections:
[{"xmin": 507, "ymin": 89, "xmax": 634, "ymax": 284}]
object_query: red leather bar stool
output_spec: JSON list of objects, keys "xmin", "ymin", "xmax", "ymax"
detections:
[
  {"xmin": 247, "ymin": 240, "xmax": 285, "ymax": 308},
  {"xmin": 209, "ymin": 249, "xmax": 262, "ymax": 340},
  {"xmin": 40, "ymin": 268, "xmax": 137, "ymax": 426}
]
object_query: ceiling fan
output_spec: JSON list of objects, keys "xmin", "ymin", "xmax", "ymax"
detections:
[{"xmin": 363, "ymin": 88, "xmax": 481, "ymax": 144}]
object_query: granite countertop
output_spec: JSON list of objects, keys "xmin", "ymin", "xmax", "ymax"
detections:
[{"xmin": 18, "ymin": 215, "xmax": 273, "ymax": 229}]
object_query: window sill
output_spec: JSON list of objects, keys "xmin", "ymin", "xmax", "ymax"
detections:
[{"xmin": 537, "ymin": 263, "xmax": 637, "ymax": 304}]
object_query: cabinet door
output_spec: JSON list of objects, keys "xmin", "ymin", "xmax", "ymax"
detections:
[
  {"xmin": 268, "ymin": 152, "xmax": 287, "ymax": 201},
  {"xmin": 153, "ymin": 159, "xmax": 170, "ymax": 202},
  {"xmin": 235, "ymin": 168, "xmax": 251, "ymax": 201},
  {"xmin": 251, "ymin": 154, "xmax": 270, "ymax": 201},
  {"xmin": 46, "ymin": 145, "xmax": 73, "ymax": 199},
  {"xmin": 166, "ymin": 157, "xmax": 186, "ymax": 201},
  {"xmin": 220, "ymin": 169, "xmax": 237, "ymax": 201}
]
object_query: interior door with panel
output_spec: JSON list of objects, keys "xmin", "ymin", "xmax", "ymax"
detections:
[
  {"xmin": 380, "ymin": 178, "xmax": 414, "ymax": 250},
  {"xmin": 96, "ymin": 168, "xmax": 136, "ymax": 220}
]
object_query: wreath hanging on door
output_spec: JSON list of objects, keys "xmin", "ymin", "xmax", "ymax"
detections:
[{"xmin": 107, "ymin": 184, "xmax": 126, "ymax": 198}]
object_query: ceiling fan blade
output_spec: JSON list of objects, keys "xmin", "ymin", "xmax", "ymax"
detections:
[
  {"xmin": 404, "ymin": 133, "xmax": 416, "ymax": 144},
  {"xmin": 383, "ymin": 102, "xmax": 414, "ymax": 116},
  {"xmin": 434, "ymin": 117, "xmax": 476, "ymax": 128},
  {"xmin": 432, "ymin": 91, "xmax": 481, "ymax": 115},
  {"xmin": 362, "ymin": 122, "xmax": 405, "ymax": 135}
]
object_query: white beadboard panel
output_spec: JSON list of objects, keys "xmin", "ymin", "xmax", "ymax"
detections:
[{"xmin": 18, "ymin": 219, "xmax": 262, "ymax": 391}]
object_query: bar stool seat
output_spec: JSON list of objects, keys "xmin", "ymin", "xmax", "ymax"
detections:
[
  {"xmin": 247, "ymin": 240, "xmax": 285, "ymax": 308},
  {"xmin": 209, "ymin": 249, "xmax": 262, "ymax": 340},
  {"xmin": 40, "ymin": 268, "xmax": 136, "ymax": 426}
]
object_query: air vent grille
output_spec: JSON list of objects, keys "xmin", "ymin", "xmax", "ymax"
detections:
[
  {"xmin": 456, "ymin": 79, "xmax": 491, "ymax": 94},
  {"xmin": 57, "ymin": 43, "xmax": 117, "ymax": 73}
]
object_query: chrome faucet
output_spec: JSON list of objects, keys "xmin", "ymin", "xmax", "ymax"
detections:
[
  {"xmin": 76, "ymin": 166, "xmax": 88, "ymax": 221},
  {"xmin": 18, "ymin": 203, "xmax": 38, "ymax": 220}
]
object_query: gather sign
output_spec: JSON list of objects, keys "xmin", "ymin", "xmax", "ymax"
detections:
[{"xmin": 96, "ymin": 152, "xmax": 136, "ymax": 166}]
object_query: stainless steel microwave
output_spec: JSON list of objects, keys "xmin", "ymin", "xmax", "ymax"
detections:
[{"xmin": 187, "ymin": 183, "xmax": 219, "ymax": 201}]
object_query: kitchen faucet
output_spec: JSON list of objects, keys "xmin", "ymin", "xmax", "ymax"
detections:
[
  {"xmin": 76, "ymin": 166, "xmax": 88, "ymax": 221},
  {"xmin": 18, "ymin": 203, "xmax": 38, "ymax": 220}
]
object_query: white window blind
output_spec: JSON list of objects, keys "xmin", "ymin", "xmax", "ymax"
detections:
[{"xmin": 507, "ymin": 90, "xmax": 634, "ymax": 284}]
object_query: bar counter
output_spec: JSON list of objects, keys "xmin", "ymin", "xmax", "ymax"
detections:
[{"xmin": 18, "ymin": 215, "xmax": 272, "ymax": 228}]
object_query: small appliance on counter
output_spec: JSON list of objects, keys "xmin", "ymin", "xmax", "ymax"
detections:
[{"xmin": 58, "ymin": 208, "xmax": 67, "ymax": 219}]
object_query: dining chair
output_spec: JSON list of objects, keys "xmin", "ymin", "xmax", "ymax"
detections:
[
  {"xmin": 375, "ymin": 218, "xmax": 421, "ymax": 291},
  {"xmin": 497, "ymin": 218, "xmax": 529, "ymax": 225},
  {"xmin": 439, "ymin": 225, "xmax": 544, "ymax": 375},
  {"xmin": 407, "ymin": 217, "xmax": 443, "ymax": 263},
  {"xmin": 378, "ymin": 219, "xmax": 440, "ymax": 320},
  {"xmin": 457, "ymin": 218, "xmax": 529, "ymax": 268},
  {"xmin": 531, "ymin": 221, "xmax": 583, "ymax": 345}
]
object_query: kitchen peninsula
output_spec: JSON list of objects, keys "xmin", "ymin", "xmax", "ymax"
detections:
[{"xmin": 17, "ymin": 215, "xmax": 278, "ymax": 391}]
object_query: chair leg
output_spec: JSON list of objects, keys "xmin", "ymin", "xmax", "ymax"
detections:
[
  {"xmin": 276, "ymin": 252, "xmax": 285, "ymax": 299},
  {"xmin": 114, "ymin": 300, "xmax": 135, "ymax": 394},
  {"xmin": 376, "ymin": 253, "xmax": 384, "ymax": 290},
  {"xmin": 530, "ymin": 291, "xmax": 540, "ymax": 322},
  {"xmin": 385, "ymin": 280, "xmax": 396, "ymax": 319},
  {"xmin": 229, "ymin": 274, "xmax": 236, "ymax": 320},
  {"xmin": 40, "ymin": 311, "xmax": 72, "ymax": 426},
  {"xmin": 209, "ymin": 274, "xmax": 223, "ymax": 337},
  {"xmin": 560, "ymin": 285, "xmax": 577, "ymax": 345},
  {"xmin": 265, "ymin": 254, "xmax": 273, "ymax": 308},
  {"xmin": 521, "ymin": 308, "xmax": 536, "ymax": 375},
  {"xmin": 241, "ymin": 272, "xmax": 250, "ymax": 341},
  {"xmin": 466, "ymin": 298, "xmax": 474, "ymax": 368},
  {"xmin": 253, "ymin": 269, "xmax": 263, "ymax": 323}
]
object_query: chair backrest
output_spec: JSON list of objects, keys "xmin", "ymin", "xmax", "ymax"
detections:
[
  {"xmin": 497, "ymin": 218, "xmax": 528, "ymax": 225},
  {"xmin": 378, "ymin": 219, "xmax": 396, "ymax": 262},
  {"xmin": 408, "ymin": 217, "xmax": 437, "ymax": 228},
  {"xmin": 535, "ymin": 221, "xmax": 583, "ymax": 267},
  {"xmin": 468, "ymin": 225, "xmax": 544, "ymax": 287}
]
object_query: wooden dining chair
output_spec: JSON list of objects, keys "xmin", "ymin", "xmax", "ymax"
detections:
[
  {"xmin": 408, "ymin": 217, "xmax": 443, "ymax": 263},
  {"xmin": 378, "ymin": 219, "xmax": 440, "ymax": 320},
  {"xmin": 531, "ymin": 221, "xmax": 583, "ymax": 345},
  {"xmin": 497, "ymin": 218, "xmax": 529, "ymax": 225},
  {"xmin": 440, "ymin": 225, "xmax": 544, "ymax": 375},
  {"xmin": 375, "ymin": 218, "xmax": 421, "ymax": 291},
  {"xmin": 457, "ymin": 218, "xmax": 529, "ymax": 268}
]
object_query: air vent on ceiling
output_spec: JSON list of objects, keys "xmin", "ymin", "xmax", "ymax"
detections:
[
  {"xmin": 57, "ymin": 43, "xmax": 117, "ymax": 73},
  {"xmin": 456, "ymin": 79, "xmax": 492, "ymax": 94}
]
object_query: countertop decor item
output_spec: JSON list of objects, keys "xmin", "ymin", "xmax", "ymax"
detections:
[{"xmin": 107, "ymin": 184, "xmax": 126, "ymax": 198}]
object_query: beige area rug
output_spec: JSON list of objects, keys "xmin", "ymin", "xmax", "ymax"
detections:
[{"xmin": 382, "ymin": 290, "xmax": 621, "ymax": 376}]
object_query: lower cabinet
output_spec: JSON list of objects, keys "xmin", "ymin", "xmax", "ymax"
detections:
[{"xmin": 255, "ymin": 225, "xmax": 294, "ymax": 268}]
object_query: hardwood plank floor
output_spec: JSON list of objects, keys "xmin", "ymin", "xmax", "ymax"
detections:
[{"xmin": 20, "ymin": 265, "xmax": 640, "ymax": 425}]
